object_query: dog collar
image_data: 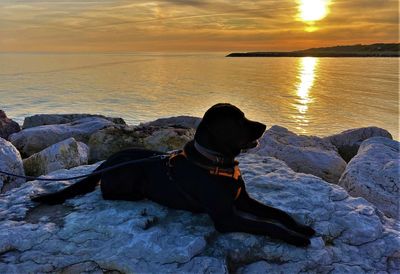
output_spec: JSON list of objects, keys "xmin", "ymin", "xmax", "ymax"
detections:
[
  {"xmin": 168, "ymin": 150, "xmax": 241, "ymax": 180},
  {"xmin": 194, "ymin": 141, "xmax": 235, "ymax": 165}
]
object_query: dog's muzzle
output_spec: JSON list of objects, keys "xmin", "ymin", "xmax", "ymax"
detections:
[{"xmin": 241, "ymin": 140, "xmax": 259, "ymax": 153}]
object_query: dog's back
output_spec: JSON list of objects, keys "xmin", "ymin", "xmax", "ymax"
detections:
[
  {"xmin": 31, "ymin": 147, "xmax": 207, "ymax": 212},
  {"xmin": 31, "ymin": 148, "xmax": 167, "ymax": 204}
]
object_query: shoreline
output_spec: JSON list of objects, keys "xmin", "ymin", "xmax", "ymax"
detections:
[
  {"xmin": 5, "ymin": 112, "xmax": 400, "ymax": 141},
  {"xmin": 226, "ymin": 42, "xmax": 400, "ymax": 58},
  {"xmin": 226, "ymin": 53, "xmax": 400, "ymax": 57},
  {"xmin": 226, "ymin": 52, "xmax": 400, "ymax": 58}
]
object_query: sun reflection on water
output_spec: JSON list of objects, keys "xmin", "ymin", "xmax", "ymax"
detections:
[{"xmin": 293, "ymin": 57, "xmax": 318, "ymax": 133}]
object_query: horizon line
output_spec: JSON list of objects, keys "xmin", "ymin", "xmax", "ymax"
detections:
[{"xmin": 1, "ymin": 42, "xmax": 399, "ymax": 55}]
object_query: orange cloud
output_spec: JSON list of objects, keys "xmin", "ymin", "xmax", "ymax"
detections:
[{"xmin": 0, "ymin": 0, "xmax": 398, "ymax": 52}]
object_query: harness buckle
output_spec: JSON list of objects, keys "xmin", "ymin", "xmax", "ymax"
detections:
[
  {"xmin": 167, "ymin": 150, "xmax": 186, "ymax": 168},
  {"xmin": 159, "ymin": 154, "xmax": 171, "ymax": 160}
]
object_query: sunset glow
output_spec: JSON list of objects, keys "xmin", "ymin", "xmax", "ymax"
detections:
[
  {"xmin": 292, "ymin": 57, "xmax": 318, "ymax": 132},
  {"xmin": 297, "ymin": 57, "xmax": 317, "ymax": 103},
  {"xmin": 298, "ymin": 0, "xmax": 330, "ymax": 22},
  {"xmin": 0, "ymin": 0, "xmax": 397, "ymax": 52}
]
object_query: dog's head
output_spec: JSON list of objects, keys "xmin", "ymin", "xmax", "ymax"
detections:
[{"xmin": 194, "ymin": 103, "xmax": 266, "ymax": 157}]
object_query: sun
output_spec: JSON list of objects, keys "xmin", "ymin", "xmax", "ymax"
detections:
[{"xmin": 298, "ymin": 0, "xmax": 330, "ymax": 22}]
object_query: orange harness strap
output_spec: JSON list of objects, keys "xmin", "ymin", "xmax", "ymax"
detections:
[
  {"xmin": 209, "ymin": 165, "xmax": 241, "ymax": 180},
  {"xmin": 235, "ymin": 186, "xmax": 242, "ymax": 200},
  {"xmin": 209, "ymin": 165, "xmax": 242, "ymax": 200},
  {"xmin": 169, "ymin": 150, "xmax": 242, "ymax": 200}
]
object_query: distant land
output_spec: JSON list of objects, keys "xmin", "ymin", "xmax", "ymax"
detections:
[{"xmin": 226, "ymin": 43, "xmax": 400, "ymax": 57}]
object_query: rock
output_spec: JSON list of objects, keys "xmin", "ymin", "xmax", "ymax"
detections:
[
  {"xmin": 88, "ymin": 125, "xmax": 144, "ymax": 163},
  {"xmin": 237, "ymin": 260, "xmax": 366, "ymax": 274},
  {"xmin": 23, "ymin": 138, "xmax": 89, "ymax": 177},
  {"xmin": 9, "ymin": 117, "xmax": 115, "ymax": 157},
  {"xmin": 339, "ymin": 137, "xmax": 400, "ymax": 219},
  {"xmin": 0, "ymin": 138, "xmax": 25, "ymax": 193},
  {"xmin": 251, "ymin": 125, "xmax": 347, "ymax": 183},
  {"xmin": 22, "ymin": 114, "xmax": 125, "ymax": 129},
  {"xmin": 0, "ymin": 110, "xmax": 21, "ymax": 140},
  {"xmin": 0, "ymin": 154, "xmax": 398, "ymax": 273},
  {"xmin": 88, "ymin": 123, "xmax": 194, "ymax": 162},
  {"xmin": 323, "ymin": 127, "xmax": 393, "ymax": 162},
  {"xmin": 139, "ymin": 126, "xmax": 196, "ymax": 152},
  {"xmin": 58, "ymin": 261, "xmax": 104, "ymax": 274},
  {"xmin": 141, "ymin": 116, "xmax": 201, "ymax": 129}
]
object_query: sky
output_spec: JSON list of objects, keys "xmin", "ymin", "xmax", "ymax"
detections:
[{"xmin": 0, "ymin": 0, "xmax": 398, "ymax": 52}]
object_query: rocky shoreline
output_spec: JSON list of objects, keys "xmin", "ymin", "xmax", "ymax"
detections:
[
  {"xmin": 226, "ymin": 43, "xmax": 400, "ymax": 57},
  {"xmin": 0, "ymin": 111, "xmax": 399, "ymax": 273}
]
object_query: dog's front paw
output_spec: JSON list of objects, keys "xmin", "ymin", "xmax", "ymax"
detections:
[
  {"xmin": 295, "ymin": 224, "xmax": 316, "ymax": 237},
  {"xmin": 30, "ymin": 194, "xmax": 65, "ymax": 205},
  {"xmin": 286, "ymin": 235, "xmax": 311, "ymax": 247}
]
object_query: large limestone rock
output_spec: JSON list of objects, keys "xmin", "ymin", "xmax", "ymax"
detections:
[
  {"xmin": 88, "ymin": 123, "xmax": 194, "ymax": 163},
  {"xmin": 88, "ymin": 125, "xmax": 144, "ymax": 163},
  {"xmin": 252, "ymin": 125, "xmax": 347, "ymax": 183},
  {"xmin": 323, "ymin": 127, "xmax": 393, "ymax": 162},
  {"xmin": 339, "ymin": 137, "xmax": 399, "ymax": 219},
  {"xmin": 140, "ymin": 126, "xmax": 196, "ymax": 152},
  {"xmin": 139, "ymin": 117, "xmax": 198, "ymax": 153},
  {"xmin": 22, "ymin": 114, "xmax": 125, "ymax": 129},
  {"xmin": 0, "ymin": 138, "xmax": 25, "ymax": 193},
  {"xmin": 0, "ymin": 154, "xmax": 398, "ymax": 273},
  {"xmin": 0, "ymin": 110, "xmax": 20, "ymax": 140},
  {"xmin": 141, "ymin": 116, "xmax": 201, "ymax": 129},
  {"xmin": 23, "ymin": 138, "xmax": 89, "ymax": 177},
  {"xmin": 9, "ymin": 117, "xmax": 114, "ymax": 157}
]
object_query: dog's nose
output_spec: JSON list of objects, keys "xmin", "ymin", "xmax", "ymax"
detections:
[
  {"xmin": 258, "ymin": 122, "xmax": 267, "ymax": 133},
  {"xmin": 255, "ymin": 122, "xmax": 266, "ymax": 135},
  {"xmin": 250, "ymin": 121, "xmax": 266, "ymax": 139}
]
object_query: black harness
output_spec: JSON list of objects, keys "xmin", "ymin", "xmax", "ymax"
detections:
[{"xmin": 167, "ymin": 148, "xmax": 242, "ymax": 201}]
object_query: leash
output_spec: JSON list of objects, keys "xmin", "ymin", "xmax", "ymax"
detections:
[{"xmin": 0, "ymin": 154, "xmax": 169, "ymax": 182}]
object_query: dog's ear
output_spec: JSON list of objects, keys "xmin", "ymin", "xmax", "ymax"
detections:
[
  {"xmin": 194, "ymin": 104, "xmax": 240, "ymax": 154},
  {"xmin": 201, "ymin": 103, "xmax": 244, "ymax": 123}
]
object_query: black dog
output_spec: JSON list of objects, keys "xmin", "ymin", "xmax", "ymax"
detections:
[{"xmin": 32, "ymin": 103, "xmax": 315, "ymax": 246}]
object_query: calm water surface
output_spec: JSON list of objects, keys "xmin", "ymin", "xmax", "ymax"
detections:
[{"xmin": 0, "ymin": 53, "xmax": 398, "ymax": 138}]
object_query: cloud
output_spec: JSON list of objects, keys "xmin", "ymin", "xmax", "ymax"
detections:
[{"xmin": 0, "ymin": 0, "xmax": 398, "ymax": 52}]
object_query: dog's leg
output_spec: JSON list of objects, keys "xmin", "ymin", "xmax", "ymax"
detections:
[
  {"xmin": 235, "ymin": 190, "xmax": 315, "ymax": 237},
  {"xmin": 211, "ymin": 210, "xmax": 311, "ymax": 247}
]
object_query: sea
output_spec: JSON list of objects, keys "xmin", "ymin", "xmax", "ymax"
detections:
[{"xmin": 0, "ymin": 53, "xmax": 398, "ymax": 138}]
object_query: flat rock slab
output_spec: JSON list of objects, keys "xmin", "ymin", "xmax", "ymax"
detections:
[
  {"xmin": 1, "ymin": 154, "xmax": 398, "ymax": 273},
  {"xmin": 252, "ymin": 125, "xmax": 347, "ymax": 183},
  {"xmin": 323, "ymin": 127, "xmax": 392, "ymax": 162},
  {"xmin": 23, "ymin": 137, "xmax": 89, "ymax": 177},
  {"xmin": 0, "ymin": 138, "xmax": 25, "ymax": 193},
  {"xmin": 9, "ymin": 117, "xmax": 114, "ymax": 157},
  {"xmin": 22, "ymin": 114, "xmax": 125, "ymax": 129},
  {"xmin": 339, "ymin": 137, "xmax": 400, "ymax": 219}
]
